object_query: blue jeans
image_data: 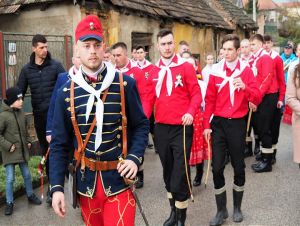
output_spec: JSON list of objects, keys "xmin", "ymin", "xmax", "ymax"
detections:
[{"xmin": 5, "ymin": 162, "xmax": 33, "ymax": 203}]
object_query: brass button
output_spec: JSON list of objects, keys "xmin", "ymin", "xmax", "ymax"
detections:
[
  {"xmin": 65, "ymin": 98, "xmax": 70, "ymax": 102},
  {"xmin": 63, "ymin": 87, "xmax": 68, "ymax": 92},
  {"xmin": 123, "ymin": 81, "xmax": 127, "ymax": 86},
  {"xmin": 92, "ymin": 83, "xmax": 96, "ymax": 88},
  {"xmin": 67, "ymin": 107, "xmax": 71, "ymax": 111},
  {"xmin": 118, "ymin": 126, "xmax": 122, "ymax": 130},
  {"xmin": 118, "ymin": 143, "xmax": 121, "ymax": 147},
  {"xmin": 96, "ymin": 151, "xmax": 101, "ymax": 156},
  {"xmin": 117, "ymin": 134, "xmax": 121, "ymax": 139}
]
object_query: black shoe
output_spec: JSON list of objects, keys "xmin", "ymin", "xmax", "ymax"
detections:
[
  {"xmin": 163, "ymin": 198, "xmax": 176, "ymax": 226},
  {"xmin": 251, "ymin": 161, "xmax": 263, "ymax": 170},
  {"xmin": 244, "ymin": 141, "xmax": 253, "ymax": 158},
  {"xmin": 253, "ymin": 154, "xmax": 272, "ymax": 173},
  {"xmin": 210, "ymin": 190, "xmax": 228, "ymax": 226},
  {"xmin": 193, "ymin": 163, "xmax": 203, "ymax": 187},
  {"xmin": 147, "ymin": 144, "xmax": 154, "ymax": 149},
  {"xmin": 255, "ymin": 152, "xmax": 262, "ymax": 161},
  {"xmin": 28, "ymin": 193, "xmax": 42, "ymax": 205},
  {"xmin": 135, "ymin": 171, "xmax": 144, "ymax": 189},
  {"xmin": 46, "ymin": 193, "xmax": 52, "ymax": 205},
  {"xmin": 4, "ymin": 202, "xmax": 13, "ymax": 216}
]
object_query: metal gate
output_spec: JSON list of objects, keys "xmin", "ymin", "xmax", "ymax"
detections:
[{"xmin": 0, "ymin": 32, "xmax": 72, "ymax": 112}]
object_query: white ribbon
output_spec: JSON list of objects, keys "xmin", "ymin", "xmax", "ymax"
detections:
[
  {"xmin": 210, "ymin": 59, "xmax": 247, "ymax": 106},
  {"xmin": 155, "ymin": 57, "xmax": 185, "ymax": 97},
  {"xmin": 249, "ymin": 48, "xmax": 268, "ymax": 77},
  {"xmin": 69, "ymin": 62, "xmax": 116, "ymax": 150}
]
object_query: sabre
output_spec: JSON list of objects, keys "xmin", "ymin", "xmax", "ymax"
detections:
[
  {"xmin": 129, "ymin": 183, "xmax": 150, "ymax": 226},
  {"xmin": 245, "ymin": 109, "xmax": 253, "ymax": 143},
  {"xmin": 204, "ymin": 137, "xmax": 212, "ymax": 188}
]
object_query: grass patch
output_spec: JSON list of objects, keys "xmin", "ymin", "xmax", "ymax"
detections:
[{"xmin": 0, "ymin": 156, "xmax": 42, "ymax": 197}]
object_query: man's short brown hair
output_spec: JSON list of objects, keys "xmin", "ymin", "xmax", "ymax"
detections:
[
  {"xmin": 157, "ymin": 29, "xmax": 173, "ymax": 40},
  {"xmin": 221, "ymin": 34, "xmax": 240, "ymax": 50},
  {"xmin": 263, "ymin": 34, "xmax": 272, "ymax": 42},
  {"xmin": 249, "ymin": 34, "xmax": 264, "ymax": 43}
]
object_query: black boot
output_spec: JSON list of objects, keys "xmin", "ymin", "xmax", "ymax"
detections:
[
  {"xmin": 255, "ymin": 151, "xmax": 262, "ymax": 161},
  {"xmin": 233, "ymin": 188, "xmax": 244, "ymax": 222},
  {"xmin": 176, "ymin": 208, "xmax": 187, "ymax": 226},
  {"xmin": 4, "ymin": 202, "xmax": 13, "ymax": 216},
  {"xmin": 135, "ymin": 170, "xmax": 144, "ymax": 189},
  {"xmin": 193, "ymin": 163, "xmax": 203, "ymax": 187},
  {"xmin": 163, "ymin": 198, "xmax": 176, "ymax": 226},
  {"xmin": 253, "ymin": 153, "xmax": 272, "ymax": 173},
  {"xmin": 244, "ymin": 140, "xmax": 253, "ymax": 158},
  {"xmin": 28, "ymin": 193, "xmax": 42, "ymax": 205},
  {"xmin": 209, "ymin": 190, "xmax": 228, "ymax": 226},
  {"xmin": 271, "ymin": 149, "xmax": 277, "ymax": 165},
  {"xmin": 254, "ymin": 138, "xmax": 260, "ymax": 155}
]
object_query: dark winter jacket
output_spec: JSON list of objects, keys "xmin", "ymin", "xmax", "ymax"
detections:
[
  {"xmin": 0, "ymin": 102, "xmax": 32, "ymax": 166},
  {"xmin": 17, "ymin": 52, "xmax": 65, "ymax": 114}
]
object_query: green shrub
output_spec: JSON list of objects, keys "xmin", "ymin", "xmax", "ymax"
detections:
[{"xmin": 0, "ymin": 156, "xmax": 42, "ymax": 196}]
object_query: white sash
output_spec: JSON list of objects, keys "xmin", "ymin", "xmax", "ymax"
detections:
[{"xmin": 69, "ymin": 62, "xmax": 116, "ymax": 150}]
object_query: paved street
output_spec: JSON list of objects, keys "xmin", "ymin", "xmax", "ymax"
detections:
[{"xmin": 0, "ymin": 123, "xmax": 299, "ymax": 226}]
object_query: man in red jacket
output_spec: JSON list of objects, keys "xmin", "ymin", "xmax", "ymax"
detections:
[
  {"xmin": 111, "ymin": 42, "xmax": 147, "ymax": 189},
  {"xmin": 144, "ymin": 29, "xmax": 201, "ymax": 225},
  {"xmin": 248, "ymin": 34, "xmax": 277, "ymax": 173},
  {"xmin": 203, "ymin": 34, "xmax": 261, "ymax": 226},
  {"xmin": 263, "ymin": 34, "xmax": 285, "ymax": 164}
]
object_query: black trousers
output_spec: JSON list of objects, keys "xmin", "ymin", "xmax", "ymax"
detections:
[
  {"xmin": 252, "ymin": 93, "xmax": 278, "ymax": 149},
  {"xmin": 271, "ymin": 104, "xmax": 283, "ymax": 145},
  {"xmin": 211, "ymin": 117, "xmax": 246, "ymax": 189},
  {"xmin": 154, "ymin": 123, "xmax": 193, "ymax": 201},
  {"xmin": 34, "ymin": 112, "xmax": 49, "ymax": 177}
]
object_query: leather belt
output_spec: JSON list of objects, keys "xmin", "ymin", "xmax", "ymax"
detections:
[{"xmin": 74, "ymin": 150, "xmax": 119, "ymax": 171}]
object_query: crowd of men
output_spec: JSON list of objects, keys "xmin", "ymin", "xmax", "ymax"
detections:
[{"xmin": 5, "ymin": 14, "xmax": 297, "ymax": 226}]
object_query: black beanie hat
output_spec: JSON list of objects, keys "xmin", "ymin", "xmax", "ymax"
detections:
[{"xmin": 4, "ymin": 87, "xmax": 23, "ymax": 106}]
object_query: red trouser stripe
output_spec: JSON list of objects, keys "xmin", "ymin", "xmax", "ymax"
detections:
[{"xmin": 79, "ymin": 174, "xmax": 136, "ymax": 226}]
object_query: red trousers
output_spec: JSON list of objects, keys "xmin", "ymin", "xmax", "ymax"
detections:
[{"xmin": 79, "ymin": 174, "xmax": 136, "ymax": 226}]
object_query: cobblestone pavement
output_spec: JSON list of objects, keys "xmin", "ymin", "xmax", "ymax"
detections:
[{"xmin": 0, "ymin": 123, "xmax": 299, "ymax": 226}]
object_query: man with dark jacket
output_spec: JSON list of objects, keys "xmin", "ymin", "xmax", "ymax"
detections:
[{"xmin": 17, "ymin": 34, "xmax": 65, "ymax": 203}]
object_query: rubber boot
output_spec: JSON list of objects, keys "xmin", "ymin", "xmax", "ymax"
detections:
[
  {"xmin": 135, "ymin": 170, "xmax": 144, "ymax": 189},
  {"xmin": 193, "ymin": 163, "xmax": 203, "ymax": 187},
  {"xmin": 176, "ymin": 208, "xmax": 187, "ymax": 226},
  {"xmin": 209, "ymin": 190, "xmax": 228, "ymax": 226},
  {"xmin": 163, "ymin": 198, "xmax": 176, "ymax": 226},
  {"xmin": 271, "ymin": 148, "xmax": 277, "ymax": 165},
  {"xmin": 244, "ymin": 141, "xmax": 253, "ymax": 158},
  {"xmin": 253, "ymin": 153, "xmax": 272, "ymax": 173},
  {"xmin": 233, "ymin": 187, "xmax": 244, "ymax": 222},
  {"xmin": 254, "ymin": 138, "xmax": 260, "ymax": 155}
]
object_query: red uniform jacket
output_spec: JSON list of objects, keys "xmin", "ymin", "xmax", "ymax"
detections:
[
  {"xmin": 144, "ymin": 55, "xmax": 202, "ymax": 125},
  {"xmin": 249, "ymin": 49, "xmax": 274, "ymax": 97},
  {"xmin": 117, "ymin": 61, "xmax": 147, "ymax": 109},
  {"xmin": 204, "ymin": 59, "xmax": 261, "ymax": 129},
  {"xmin": 269, "ymin": 50, "xmax": 286, "ymax": 102}
]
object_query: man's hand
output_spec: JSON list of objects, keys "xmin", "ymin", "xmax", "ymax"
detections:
[
  {"xmin": 233, "ymin": 77, "xmax": 246, "ymax": 90},
  {"xmin": 203, "ymin": 129, "xmax": 212, "ymax": 143},
  {"xmin": 182, "ymin": 113, "xmax": 193, "ymax": 125},
  {"xmin": 117, "ymin": 159, "xmax": 138, "ymax": 179},
  {"xmin": 277, "ymin": 101, "xmax": 283, "ymax": 109},
  {"xmin": 52, "ymin": 191, "xmax": 66, "ymax": 218},
  {"xmin": 27, "ymin": 143, "xmax": 32, "ymax": 150},
  {"xmin": 249, "ymin": 102, "xmax": 257, "ymax": 112},
  {"xmin": 46, "ymin": 135, "xmax": 52, "ymax": 143},
  {"xmin": 10, "ymin": 144, "xmax": 16, "ymax": 153}
]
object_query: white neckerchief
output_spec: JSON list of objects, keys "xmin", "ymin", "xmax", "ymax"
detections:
[
  {"xmin": 82, "ymin": 63, "xmax": 104, "ymax": 80},
  {"xmin": 267, "ymin": 50, "xmax": 279, "ymax": 60},
  {"xmin": 117, "ymin": 60, "xmax": 131, "ymax": 73},
  {"xmin": 69, "ymin": 62, "xmax": 116, "ymax": 150},
  {"xmin": 137, "ymin": 59, "xmax": 152, "ymax": 69},
  {"xmin": 155, "ymin": 55, "xmax": 185, "ymax": 97},
  {"xmin": 249, "ymin": 48, "xmax": 268, "ymax": 76},
  {"xmin": 210, "ymin": 58, "xmax": 247, "ymax": 106}
]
